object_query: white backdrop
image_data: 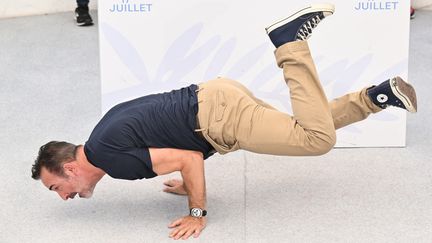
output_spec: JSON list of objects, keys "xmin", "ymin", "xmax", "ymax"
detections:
[{"xmin": 98, "ymin": 0, "xmax": 410, "ymax": 147}]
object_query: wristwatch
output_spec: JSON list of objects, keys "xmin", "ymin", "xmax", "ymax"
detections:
[{"xmin": 190, "ymin": 208, "xmax": 207, "ymax": 218}]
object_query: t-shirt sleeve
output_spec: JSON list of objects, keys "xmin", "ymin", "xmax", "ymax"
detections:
[{"xmin": 84, "ymin": 144, "xmax": 158, "ymax": 180}]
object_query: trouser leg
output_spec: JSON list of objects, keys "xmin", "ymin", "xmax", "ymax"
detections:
[
  {"xmin": 330, "ymin": 88, "xmax": 382, "ymax": 129},
  {"xmin": 212, "ymin": 80, "xmax": 382, "ymax": 145},
  {"xmin": 196, "ymin": 40, "xmax": 385, "ymax": 156},
  {"xmin": 237, "ymin": 41, "xmax": 335, "ymax": 155},
  {"xmin": 211, "ymin": 78, "xmax": 278, "ymax": 111},
  {"xmin": 197, "ymin": 41, "xmax": 336, "ymax": 156}
]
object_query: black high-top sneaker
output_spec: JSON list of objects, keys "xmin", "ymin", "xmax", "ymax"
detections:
[
  {"xmin": 265, "ymin": 3, "xmax": 335, "ymax": 48},
  {"xmin": 367, "ymin": 76, "xmax": 417, "ymax": 113},
  {"xmin": 75, "ymin": 5, "xmax": 93, "ymax": 26}
]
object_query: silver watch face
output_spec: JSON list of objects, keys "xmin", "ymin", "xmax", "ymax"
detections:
[{"xmin": 190, "ymin": 208, "xmax": 202, "ymax": 217}]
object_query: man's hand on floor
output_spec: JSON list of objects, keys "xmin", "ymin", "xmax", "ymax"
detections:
[
  {"xmin": 168, "ymin": 215, "xmax": 206, "ymax": 240},
  {"xmin": 163, "ymin": 179, "xmax": 187, "ymax": 195}
]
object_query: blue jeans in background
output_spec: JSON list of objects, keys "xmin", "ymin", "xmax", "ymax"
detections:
[{"xmin": 77, "ymin": 0, "xmax": 89, "ymax": 7}]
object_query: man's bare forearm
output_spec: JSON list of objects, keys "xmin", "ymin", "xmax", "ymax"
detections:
[
  {"xmin": 149, "ymin": 148, "xmax": 207, "ymax": 239},
  {"xmin": 180, "ymin": 152, "xmax": 206, "ymax": 209}
]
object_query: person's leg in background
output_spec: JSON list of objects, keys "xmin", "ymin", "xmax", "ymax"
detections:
[
  {"xmin": 411, "ymin": 0, "xmax": 416, "ymax": 19},
  {"xmin": 75, "ymin": 0, "xmax": 93, "ymax": 26}
]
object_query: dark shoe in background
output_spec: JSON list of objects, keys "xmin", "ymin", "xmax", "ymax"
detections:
[
  {"xmin": 410, "ymin": 6, "xmax": 416, "ymax": 19},
  {"xmin": 75, "ymin": 5, "xmax": 93, "ymax": 26}
]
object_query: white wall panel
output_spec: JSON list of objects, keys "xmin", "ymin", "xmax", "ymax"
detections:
[{"xmin": 98, "ymin": 0, "xmax": 411, "ymax": 147}]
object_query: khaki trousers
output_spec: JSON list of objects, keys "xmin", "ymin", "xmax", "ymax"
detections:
[{"xmin": 195, "ymin": 41, "xmax": 381, "ymax": 156}]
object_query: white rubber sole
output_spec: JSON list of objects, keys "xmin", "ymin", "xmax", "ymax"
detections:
[
  {"xmin": 390, "ymin": 77, "xmax": 417, "ymax": 113},
  {"xmin": 265, "ymin": 3, "xmax": 335, "ymax": 34},
  {"xmin": 74, "ymin": 14, "xmax": 93, "ymax": 26}
]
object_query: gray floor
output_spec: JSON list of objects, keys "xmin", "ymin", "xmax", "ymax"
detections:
[{"xmin": 1, "ymin": 10, "xmax": 431, "ymax": 243}]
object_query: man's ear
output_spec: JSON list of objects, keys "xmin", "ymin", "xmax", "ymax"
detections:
[{"xmin": 63, "ymin": 161, "xmax": 78, "ymax": 176}]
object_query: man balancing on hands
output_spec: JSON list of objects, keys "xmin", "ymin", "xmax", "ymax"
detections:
[{"xmin": 31, "ymin": 3, "xmax": 417, "ymax": 240}]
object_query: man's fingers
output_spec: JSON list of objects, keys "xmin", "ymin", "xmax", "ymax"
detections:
[
  {"xmin": 173, "ymin": 229, "xmax": 187, "ymax": 240},
  {"xmin": 163, "ymin": 179, "xmax": 174, "ymax": 187},
  {"xmin": 164, "ymin": 187, "xmax": 182, "ymax": 195},
  {"xmin": 168, "ymin": 222, "xmax": 181, "ymax": 228},
  {"xmin": 163, "ymin": 179, "xmax": 183, "ymax": 187},
  {"xmin": 169, "ymin": 228, "xmax": 180, "ymax": 238},
  {"xmin": 193, "ymin": 229, "xmax": 201, "ymax": 238},
  {"xmin": 163, "ymin": 179, "xmax": 178, "ymax": 193},
  {"xmin": 182, "ymin": 229, "xmax": 195, "ymax": 240},
  {"xmin": 168, "ymin": 218, "xmax": 182, "ymax": 228},
  {"xmin": 163, "ymin": 187, "xmax": 173, "ymax": 193},
  {"xmin": 169, "ymin": 226, "xmax": 186, "ymax": 238},
  {"xmin": 168, "ymin": 216, "xmax": 205, "ymax": 240}
]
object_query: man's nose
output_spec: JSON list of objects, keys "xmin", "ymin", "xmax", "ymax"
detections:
[{"xmin": 58, "ymin": 192, "xmax": 68, "ymax": 201}]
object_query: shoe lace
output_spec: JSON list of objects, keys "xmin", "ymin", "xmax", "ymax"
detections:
[{"xmin": 296, "ymin": 14, "xmax": 322, "ymax": 41}]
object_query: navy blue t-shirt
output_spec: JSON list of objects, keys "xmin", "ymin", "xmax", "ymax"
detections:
[{"xmin": 84, "ymin": 84, "xmax": 214, "ymax": 180}]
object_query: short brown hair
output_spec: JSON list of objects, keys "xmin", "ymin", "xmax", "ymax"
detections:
[{"xmin": 31, "ymin": 141, "xmax": 78, "ymax": 180}]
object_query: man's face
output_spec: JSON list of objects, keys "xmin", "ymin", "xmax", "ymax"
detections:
[{"xmin": 40, "ymin": 164, "xmax": 96, "ymax": 200}]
